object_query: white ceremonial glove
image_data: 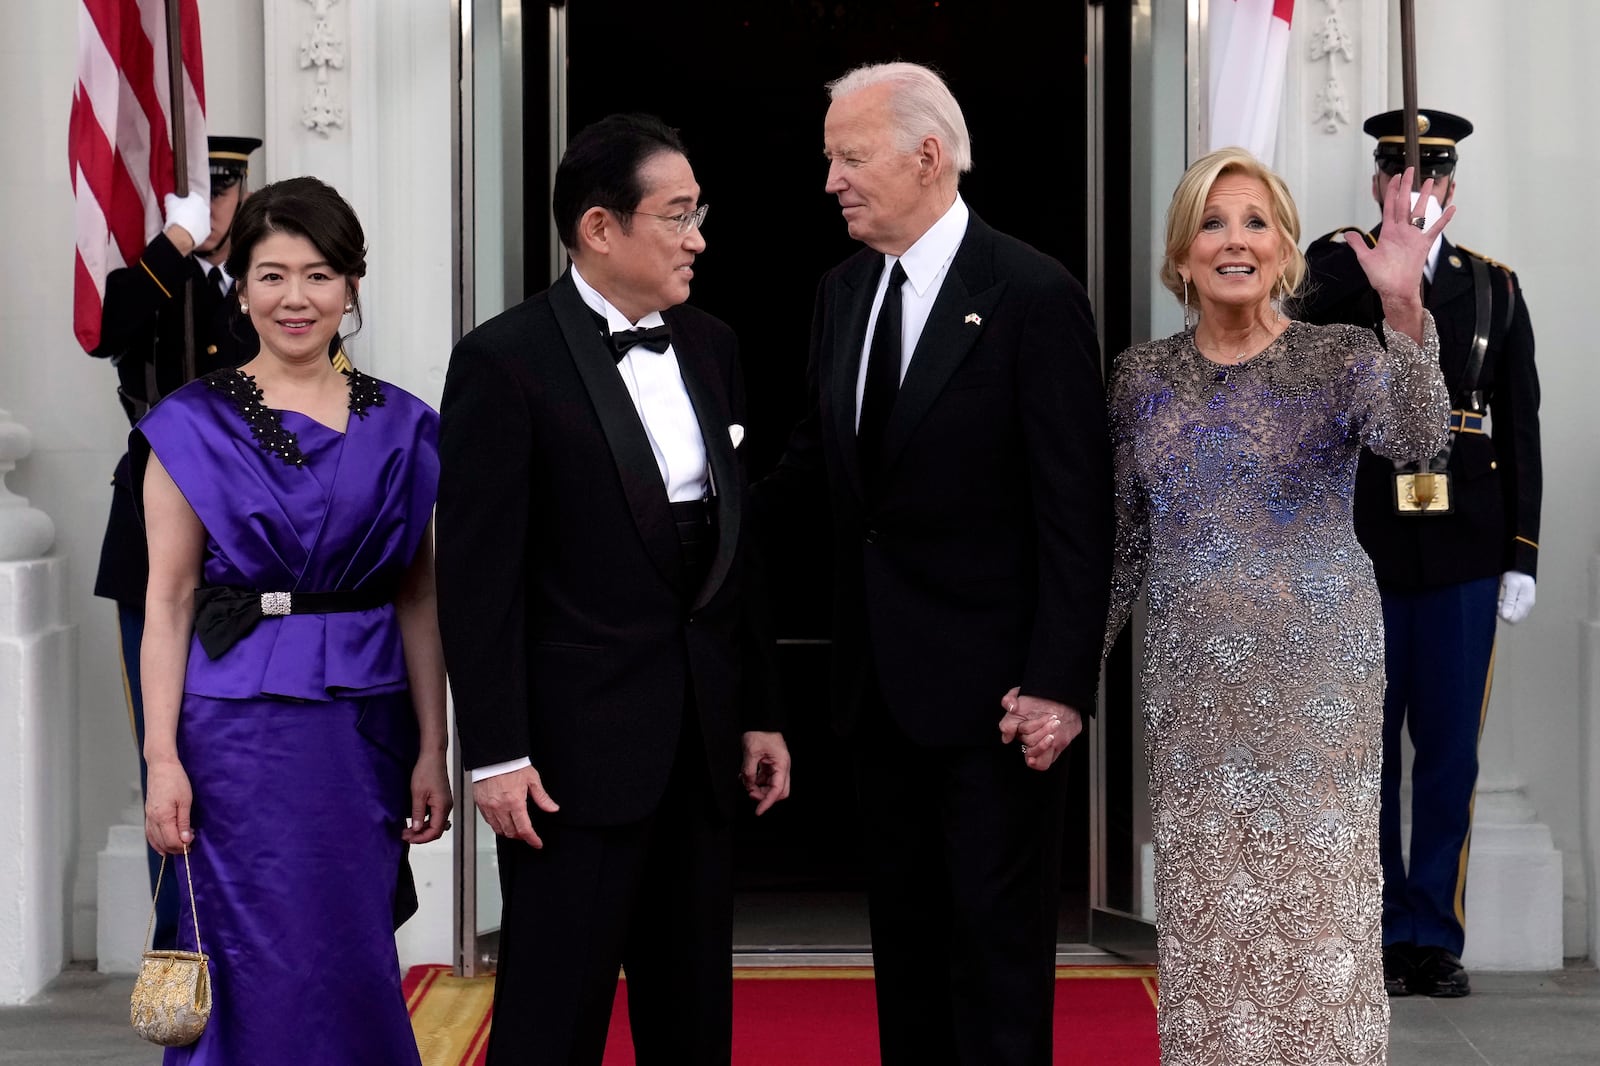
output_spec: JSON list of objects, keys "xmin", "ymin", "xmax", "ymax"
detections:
[
  {"xmin": 1498, "ymin": 571, "xmax": 1536, "ymax": 624},
  {"xmin": 163, "ymin": 190, "xmax": 211, "ymax": 248}
]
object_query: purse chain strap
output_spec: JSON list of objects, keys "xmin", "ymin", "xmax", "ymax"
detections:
[{"xmin": 144, "ymin": 841, "xmax": 204, "ymax": 954}]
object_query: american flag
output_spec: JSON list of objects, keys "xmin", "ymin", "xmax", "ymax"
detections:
[{"xmin": 69, "ymin": 0, "xmax": 209, "ymax": 353}]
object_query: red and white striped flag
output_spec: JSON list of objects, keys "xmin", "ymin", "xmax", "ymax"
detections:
[
  {"xmin": 1208, "ymin": 0, "xmax": 1295, "ymax": 163},
  {"xmin": 69, "ymin": 0, "xmax": 208, "ymax": 353}
]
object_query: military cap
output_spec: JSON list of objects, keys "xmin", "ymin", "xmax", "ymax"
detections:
[
  {"xmin": 1364, "ymin": 109, "xmax": 1472, "ymax": 179},
  {"xmin": 208, "ymin": 135, "xmax": 263, "ymax": 192}
]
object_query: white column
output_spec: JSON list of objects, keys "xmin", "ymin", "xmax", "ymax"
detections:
[
  {"xmin": 1582, "ymin": 557, "xmax": 1600, "ymax": 963},
  {"xmin": 0, "ymin": 411, "xmax": 77, "ymax": 1004}
]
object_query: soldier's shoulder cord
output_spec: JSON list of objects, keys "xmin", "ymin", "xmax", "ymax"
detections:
[{"xmin": 1454, "ymin": 244, "xmax": 1517, "ymax": 332}]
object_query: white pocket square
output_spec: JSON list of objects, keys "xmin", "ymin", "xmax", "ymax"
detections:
[{"xmin": 729, "ymin": 423, "xmax": 745, "ymax": 449}]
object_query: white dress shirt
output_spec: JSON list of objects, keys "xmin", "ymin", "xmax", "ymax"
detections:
[
  {"xmin": 853, "ymin": 196, "xmax": 971, "ymax": 428},
  {"xmin": 471, "ymin": 266, "xmax": 710, "ymax": 782}
]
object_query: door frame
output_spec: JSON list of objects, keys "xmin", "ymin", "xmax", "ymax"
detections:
[{"xmin": 449, "ymin": 0, "xmax": 1206, "ymax": 974}]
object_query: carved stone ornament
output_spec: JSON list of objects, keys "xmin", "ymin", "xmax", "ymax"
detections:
[
  {"xmin": 298, "ymin": 0, "xmax": 346, "ymax": 137},
  {"xmin": 1309, "ymin": 0, "xmax": 1355, "ymax": 133},
  {"xmin": 0, "ymin": 408, "xmax": 56, "ymax": 560}
]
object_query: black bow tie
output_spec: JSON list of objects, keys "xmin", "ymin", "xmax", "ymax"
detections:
[{"xmin": 608, "ymin": 324, "xmax": 672, "ymax": 362}]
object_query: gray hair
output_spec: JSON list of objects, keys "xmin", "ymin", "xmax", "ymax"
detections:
[{"xmin": 827, "ymin": 62, "xmax": 973, "ymax": 177}]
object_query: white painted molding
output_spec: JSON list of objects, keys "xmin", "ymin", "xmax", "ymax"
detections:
[
  {"xmin": 298, "ymin": 0, "xmax": 346, "ymax": 137},
  {"xmin": 1308, "ymin": 0, "xmax": 1355, "ymax": 134}
]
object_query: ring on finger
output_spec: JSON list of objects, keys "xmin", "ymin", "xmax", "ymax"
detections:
[{"xmin": 1411, "ymin": 216, "xmax": 1427, "ymax": 229}]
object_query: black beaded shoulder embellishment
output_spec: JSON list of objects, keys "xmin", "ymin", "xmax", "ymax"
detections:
[
  {"xmin": 204, "ymin": 369, "xmax": 307, "ymax": 467},
  {"xmin": 343, "ymin": 368, "xmax": 387, "ymax": 420}
]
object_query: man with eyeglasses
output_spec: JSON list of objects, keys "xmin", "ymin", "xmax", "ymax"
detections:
[
  {"xmin": 758, "ymin": 63, "xmax": 1112, "ymax": 1065},
  {"xmin": 87, "ymin": 134, "xmax": 268, "ymax": 954},
  {"xmin": 437, "ymin": 112, "xmax": 790, "ymax": 1065},
  {"xmin": 1298, "ymin": 108, "xmax": 1542, "ymax": 999}
]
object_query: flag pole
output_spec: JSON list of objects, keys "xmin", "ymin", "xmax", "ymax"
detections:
[
  {"xmin": 1399, "ymin": 0, "xmax": 1421, "ymax": 185},
  {"xmin": 164, "ymin": 0, "xmax": 197, "ymax": 381},
  {"xmin": 165, "ymin": 0, "xmax": 188, "ymax": 197}
]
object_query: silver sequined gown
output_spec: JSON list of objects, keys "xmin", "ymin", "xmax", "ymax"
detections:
[{"xmin": 1105, "ymin": 318, "xmax": 1449, "ymax": 1066}]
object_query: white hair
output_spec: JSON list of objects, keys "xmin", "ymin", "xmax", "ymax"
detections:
[{"xmin": 827, "ymin": 62, "xmax": 973, "ymax": 177}]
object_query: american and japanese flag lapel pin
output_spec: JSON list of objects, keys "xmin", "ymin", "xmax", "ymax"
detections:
[{"xmin": 964, "ymin": 312, "xmax": 983, "ymax": 326}]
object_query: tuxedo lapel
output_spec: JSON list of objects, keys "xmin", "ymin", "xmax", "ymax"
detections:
[
  {"xmin": 876, "ymin": 217, "xmax": 1007, "ymax": 479},
  {"xmin": 668, "ymin": 311, "xmax": 740, "ymax": 611},
  {"xmin": 549, "ymin": 272, "xmax": 685, "ymax": 593},
  {"xmin": 829, "ymin": 254, "xmax": 881, "ymax": 502}
]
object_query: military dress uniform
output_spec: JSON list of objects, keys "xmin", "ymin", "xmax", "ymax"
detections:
[{"xmin": 1297, "ymin": 110, "xmax": 1542, "ymax": 998}]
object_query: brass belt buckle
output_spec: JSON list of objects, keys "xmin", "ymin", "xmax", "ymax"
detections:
[{"xmin": 1393, "ymin": 471, "xmax": 1454, "ymax": 515}]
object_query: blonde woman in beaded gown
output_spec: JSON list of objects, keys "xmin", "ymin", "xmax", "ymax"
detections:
[{"xmin": 1104, "ymin": 149, "xmax": 1451, "ymax": 1065}]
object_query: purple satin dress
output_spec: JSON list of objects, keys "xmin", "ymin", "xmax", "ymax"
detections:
[{"xmin": 137, "ymin": 369, "xmax": 437, "ymax": 1066}]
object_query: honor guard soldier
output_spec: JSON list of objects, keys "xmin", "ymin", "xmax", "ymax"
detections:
[{"xmin": 1298, "ymin": 109, "xmax": 1542, "ymax": 999}]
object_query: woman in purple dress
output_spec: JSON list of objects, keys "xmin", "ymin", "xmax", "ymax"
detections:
[{"xmin": 138, "ymin": 176, "xmax": 450, "ymax": 1064}]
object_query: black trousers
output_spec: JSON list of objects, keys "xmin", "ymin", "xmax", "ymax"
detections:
[
  {"xmin": 856, "ymin": 699, "xmax": 1070, "ymax": 1066},
  {"xmin": 485, "ymin": 709, "xmax": 733, "ymax": 1066}
]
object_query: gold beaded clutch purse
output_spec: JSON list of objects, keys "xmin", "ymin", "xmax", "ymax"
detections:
[{"xmin": 129, "ymin": 844, "xmax": 212, "ymax": 1046}]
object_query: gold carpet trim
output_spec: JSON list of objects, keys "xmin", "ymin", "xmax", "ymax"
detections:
[{"xmin": 409, "ymin": 967, "xmax": 495, "ymax": 1066}]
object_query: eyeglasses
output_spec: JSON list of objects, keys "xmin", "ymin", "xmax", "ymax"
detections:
[{"xmin": 622, "ymin": 203, "xmax": 709, "ymax": 236}]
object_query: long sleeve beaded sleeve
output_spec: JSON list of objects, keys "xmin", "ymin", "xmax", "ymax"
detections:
[
  {"xmin": 1102, "ymin": 353, "xmax": 1151, "ymax": 661},
  {"xmin": 1347, "ymin": 313, "xmax": 1451, "ymax": 463}
]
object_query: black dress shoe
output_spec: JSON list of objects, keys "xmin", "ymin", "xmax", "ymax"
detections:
[
  {"xmin": 1413, "ymin": 947, "xmax": 1471, "ymax": 998},
  {"xmin": 1383, "ymin": 943, "xmax": 1418, "ymax": 997}
]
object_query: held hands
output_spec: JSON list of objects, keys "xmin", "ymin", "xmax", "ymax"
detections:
[
  {"xmin": 1499, "ymin": 571, "xmax": 1536, "ymax": 624},
  {"xmin": 403, "ymin": 750, "xmax": 454, "ymax": 845},
  {"xmin": 144, "ymin": 758, "xmax": 195, "ymax": 855},
  {"xmin": 741, "ymin": 731, "xmax": 793, "ymax": 815},
  {"xmin": 473, "ymin": 764, "xmax": 560, "ymax": 849},
  {"xmin": 1347, "ymin": 168, "xmax": 1455, "ymax": 305},
  {"xmin": 998, "ymin": 687, "xmax": 1083, "ymax": 772},
  {"xmin": 162, "ymin": 191, "xmax": 211, "ymax": 251}
]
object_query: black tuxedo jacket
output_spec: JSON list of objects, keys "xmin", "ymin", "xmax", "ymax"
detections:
[
  {"xmin": 1300, "ymin": 229, "xmax": 1541, "ymax": 588},
  {"xmin": 761, "ymin": 212, "xmax": 1113, "ymax": 745},
  {"xmin": 437, "ymin": 271, "xmax": 778, "ymax": 825}
]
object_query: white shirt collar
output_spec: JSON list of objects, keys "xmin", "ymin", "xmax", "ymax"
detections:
[
  {"xmin": 570, "ymin": 263, "xmax": 666, "ymax": 331},
  {"xmin": 1424, "ymin": 236, "xmax": 1443, "ymax": 284},
  {"xmin": 893, "ymin": 195, "xmax": 969, "ymax": 297}
]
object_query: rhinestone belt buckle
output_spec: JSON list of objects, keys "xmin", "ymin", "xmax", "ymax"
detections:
[{"xmin": 260, "ymin": 592, "xmax": 293, "ymax": 617}]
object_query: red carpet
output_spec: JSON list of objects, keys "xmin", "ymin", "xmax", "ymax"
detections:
[{"xmin": 406, "ymin": 963, "xmax": 1159, "ymax": 1065}]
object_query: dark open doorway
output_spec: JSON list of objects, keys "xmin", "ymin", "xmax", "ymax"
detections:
[{"xmin": 521, "ymin": 0, "xmax": 1104, "ymax": 947}]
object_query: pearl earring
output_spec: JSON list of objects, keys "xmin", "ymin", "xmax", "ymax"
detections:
[{"xmin": 240, "ymin": 301, "xmax": 249, "ymax": 313}]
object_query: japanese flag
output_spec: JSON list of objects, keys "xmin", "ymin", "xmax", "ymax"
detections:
[{"xmin": 1208, "ymin": 0, "xmax": 1295, "ymax": 163}]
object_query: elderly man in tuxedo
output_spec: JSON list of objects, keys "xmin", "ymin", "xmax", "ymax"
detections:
[
  {"xmin": 437, "ymin": 112, "xmax": 790, "ymax": 1066},
  {"xmin": 759, "ymin": 63, "xmax": 1113, "ymax": 1065}
]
